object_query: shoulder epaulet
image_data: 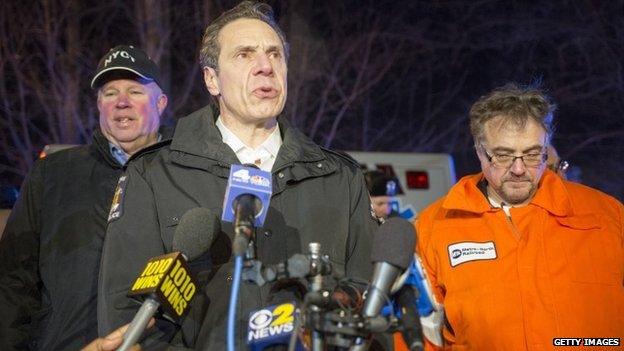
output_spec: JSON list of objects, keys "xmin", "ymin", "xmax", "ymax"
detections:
[
  {"xmin": 320, "ymin": 147, "xmax": 361, "ymax": 168},
  {"xmin": 126, "ymin": 139, "xmax": 172, "ymax": 164}
]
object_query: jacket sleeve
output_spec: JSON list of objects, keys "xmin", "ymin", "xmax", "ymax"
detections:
[
  {"xmin": 97, "ymin": 163, "xmax": 177, "ymax": 347},
  {"xmin": 0, "ymin": 161, "xmax": 44, "ymax": 350},
  {"xmin": 344, "ymin": 167, "xmax": 377, "ymax": 282}
]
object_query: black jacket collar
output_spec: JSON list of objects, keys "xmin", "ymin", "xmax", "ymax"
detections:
[
  {"xmin": 92, "ymin": 129, "xmax": 123, "ymax": 169},
  {"xmin": 170, "ymin": 105, "xmax": 329, "ymax": 172}
]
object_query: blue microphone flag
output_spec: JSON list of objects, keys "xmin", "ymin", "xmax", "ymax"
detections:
[{"xmin": 222, "ymin": 164, "xmax": 272, "ymax": 227}]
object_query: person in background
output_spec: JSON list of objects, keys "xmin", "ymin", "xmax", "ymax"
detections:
[
  {"xmin": 0, "ymin": 45, "xmax": 168, "ymax": 351},
  {"xmin": 546, "ymin": 144, "xmax": 569, "ymax": 179},
  {"xmin": 364, "ymin": 170, "xmax": 399, "ymax": 220},
  {"xmin": 416, "ymin": 83, "xmax": 623, "ymax": 350}
]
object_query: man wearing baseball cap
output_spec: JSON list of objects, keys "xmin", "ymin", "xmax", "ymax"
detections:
[
  {"xmin": 364, "ymin": 170, "xmax": 400, "ymax": 220},
  {"xmin": 0, "ymin": 45, "xmax": 167, "ymax": 350}
]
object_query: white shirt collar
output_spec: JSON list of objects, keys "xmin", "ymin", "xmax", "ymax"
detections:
[
  {"xmin": 216, "ymin": 117, "xmax": 282, "ymax": 171},
  {"xmin": 488, "ymin": 195, "xmax": 512, "ymax": 217},
  {"xmin": 216, "ymin": 118, "xmax": 247, "ymax": 154}
]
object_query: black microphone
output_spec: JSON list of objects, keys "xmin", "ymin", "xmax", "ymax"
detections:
[
  {"xmin": 243, "ymin": 252, "xmax": 334, "ymax": 287},
  {"xmin": 351, "ymin": 217, "xmax": 416, "ymax": 351},
  {"xmin": 221, "ymin": 165, "xmax": 272, "ymax": 257},
  {"xmin": 304, "ymin": 281, "xmax": 365, "ymax": 311},
  {"xmin": 395, "ymin": 285, "xmax": 423, "ymax": 351},
  {"xmin": 172, "ymin": 207, "xmax": 220, "ymax": 260},
  {"xmin": 232, "ymin": 194, "xmax": 262, "ymax": 256},
  {"xmin": 118, "ymin": 208, "xmax": 218, "ymax": 351}
]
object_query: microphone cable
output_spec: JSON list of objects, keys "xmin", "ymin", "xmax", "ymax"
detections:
[{"xmin": 227, "ymin": 255, "xmax": 244, "ymax": 351}]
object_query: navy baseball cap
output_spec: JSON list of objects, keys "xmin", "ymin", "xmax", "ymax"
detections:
[
  {"xmin": 365, "ymin": 170, "xmax": 399, "ymax": 197},
  {"xmin": 91, "ymin": 45, "xmax": 161, "ymax": 89}
]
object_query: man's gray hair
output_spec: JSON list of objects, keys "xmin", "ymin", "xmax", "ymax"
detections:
[
  {"xmin": 199, "ymin": 1, "xmax": 290, "ymax": 70},
  {"xmin": 469, "ymin": 83, "xmax": 556, "ymax": 145}
]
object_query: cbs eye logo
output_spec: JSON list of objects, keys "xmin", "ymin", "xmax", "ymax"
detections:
[
  {"xmin": 249, "ymin": 309, "xmax": 273, "ymax": 330},
  {"xmin": 249, "ymin": 303, "xmax": 295, "ymax": 330}
]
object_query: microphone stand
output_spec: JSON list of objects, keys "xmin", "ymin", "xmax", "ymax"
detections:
[{"xmin": 307, "ymin": 243, "xmax": 324, "ymax": 351}]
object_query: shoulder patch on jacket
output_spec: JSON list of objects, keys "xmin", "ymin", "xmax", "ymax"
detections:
[
  {"xmin": 108, "ymin": 175, "xmax": 128, "ymax": 222},
  {"xmin": 320, "ymin": 148, "xmax": 361, "ymax": 168}
]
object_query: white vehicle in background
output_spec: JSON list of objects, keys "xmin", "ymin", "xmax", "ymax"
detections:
[{"xmin": 346, "ymin": 151, "xmax": 457, "ymax": 221}]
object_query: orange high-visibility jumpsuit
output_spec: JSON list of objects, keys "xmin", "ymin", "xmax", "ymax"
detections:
[{"xmin": 401, "ymin": 170, "xmax": 624, "ymax": 351}]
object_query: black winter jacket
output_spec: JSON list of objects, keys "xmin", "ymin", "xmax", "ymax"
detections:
[
  {"xmin": 0, "ymin": 130, "xmax": 123, "ymax": 350},
  {"xmin": 98, "ymin": 106, "xmax": 377, "ymax": 350}
]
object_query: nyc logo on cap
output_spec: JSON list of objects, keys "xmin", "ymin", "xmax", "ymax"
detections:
[{"xmin": 103, "ymin": 49, "xmax": 136, "ymax": 67}]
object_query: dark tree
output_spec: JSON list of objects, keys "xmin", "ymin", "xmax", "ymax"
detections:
[{"xmin": 1, "ymin": 0, "xmax": 623, "ymax": 201}]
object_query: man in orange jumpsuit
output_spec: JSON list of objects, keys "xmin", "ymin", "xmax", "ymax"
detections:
[{"xmin": 415, "ymin": 84, "xmax": 624, "ymax": 350}]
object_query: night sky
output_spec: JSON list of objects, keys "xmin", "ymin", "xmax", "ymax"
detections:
[{"xmin": 1, "ymin": 0, "xmax": 623, "ymax": 201}]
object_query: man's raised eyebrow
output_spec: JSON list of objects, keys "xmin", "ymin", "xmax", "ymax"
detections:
[
  {"xmin": 233, "ymin": 45, "xmax": 258, "ymax": 53},
  {"xmin": 521, "ymin": 144, "xmax": 546, "ymax": 153},
  {"xmin": 490, "ymin": 146, "xmax": 515, "ymax": 153},
  {"xmin": 491, "ymin": 144, "xmax": 545, "ymax": 153},
  {"xmin": 266, "ymin": 45, "xmax": 281, "ymax": 53}
]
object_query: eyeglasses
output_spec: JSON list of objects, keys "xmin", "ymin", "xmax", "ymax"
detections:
[{"xmin": 480, "ymin": 145, "xmax": 547, "ymax": 169}]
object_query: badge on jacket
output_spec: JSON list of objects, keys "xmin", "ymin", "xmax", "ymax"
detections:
[
  {"xmin": 447, "ymin": 241, "xmax": 497, "ymax": 267},
  {"xmin": 108, "ymin": 175, "xmax": 127, "ymax": 222}
]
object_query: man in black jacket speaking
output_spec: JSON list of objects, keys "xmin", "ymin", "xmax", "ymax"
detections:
[
  {"xmin": 0, "ymin": 45, "xmax": 167, "ymax": 350},
  {"xmin": 98, "ymin": 1, "xmax": 377, "ymax": 349}
]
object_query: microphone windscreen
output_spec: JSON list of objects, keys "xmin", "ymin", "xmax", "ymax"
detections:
[
  {"xmin": 172, "ymin": 207, "xmax": 220, "ymax": 260},
  {"xmin": 371, "ymin": 217, "xmax": 416, "ymax": 270}
]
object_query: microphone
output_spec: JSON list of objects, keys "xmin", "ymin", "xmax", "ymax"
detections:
[
  {"xmin": 172, "ymin": 207, "xmax": 220, "ymax": 260},
  {"xmin": 304, "ymin": 281, "xmax": 365, "ymax": 311},
  {"xmin": 118, "ymin": 208, "xmax": 218, "ymax": 351},
  {"xmin": 352, "ymin": 217, "xmax": 416, "ymax": 351},
  {"xmin": 246, "ymin": 301, "xmax": 305, "ymax": 351},
  {"xmin": 383, "ymin": 254, "xmax": 443, "ymax": 349},
  {"xmin": 221, "ymin": 164, "xmax": 272, "ymax": 257},
  {"xmin": 243, "ymin": 252, "xmax": 333, "ymax": 287},
  {"xmin": 363, "ymin": 217, "xmax": 416, "ymax": 317},
  {"xmin": 403, "ymin": 255, "xmax": 444, "ymax": 348},
  {"xmin": 394, "ymin": 285, "xmax": 423, "ymax": 351}
]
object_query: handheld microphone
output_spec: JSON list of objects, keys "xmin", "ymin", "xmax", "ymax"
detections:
[
  {"xmin": 384, "ymin": 255, "xmax": 444, "ymax": 349},
  {"xmin": 221, "ymin": 164, "xmax": 272, "ymax": 257},
  {"xmin": 405, "ymin": 255, "xmax": 444, "ymax": 348},
  {"xmin": 246, "ymin": 302, "xmax": 305, "ymax": 351},
  {"xmin": 118, "ymin": 208, "xmax": 218, "ymax": 351},
  {"xmin": 351, "ymin": 217, "xmax": 416, "ymax": 351},
  {"xmin": 172, "ymin": 207, "xmax": 220, "ymax": 260},
  {"xmin": 363, "ymin": 217, "xmax": 416, "ymax": 318},
  {"xmin": 394, "ymin": 285, "xmax": 423, "ymax": 351}
]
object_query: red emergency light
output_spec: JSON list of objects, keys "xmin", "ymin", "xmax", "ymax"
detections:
[{"xmin": 405, "ymin": 171, "xmax": 429, "ymax": 189}]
